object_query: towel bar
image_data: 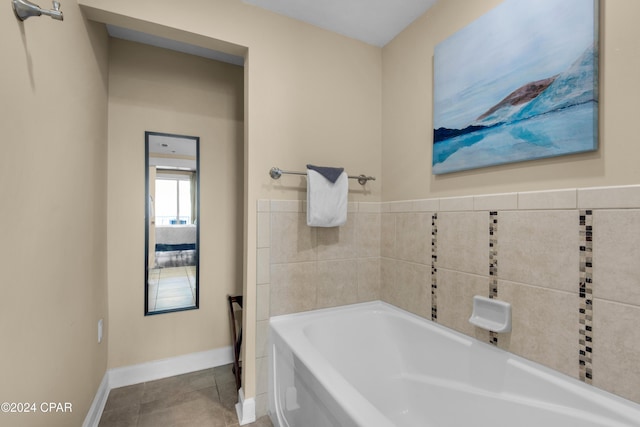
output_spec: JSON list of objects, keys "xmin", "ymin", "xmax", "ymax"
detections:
[{"xmin": 269, "ymin": 167, "xmax": 375, "ymax": 186}]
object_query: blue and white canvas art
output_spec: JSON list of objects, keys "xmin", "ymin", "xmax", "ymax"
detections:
[{"xmin": 433, "ymin": 0, "xmax": 599, "ymax": 174}]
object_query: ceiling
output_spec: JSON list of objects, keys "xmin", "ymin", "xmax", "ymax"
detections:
[
  {"xmin": 107, "ymin": 0, "xmax": 439, "ymax": 65},
  {"xmin": 242, "ymin": 0, "xmax": 438, "ymax": 47},
  {"xmin": 148, "ymin": 134, "xmax": 197, "ymax": 170}
]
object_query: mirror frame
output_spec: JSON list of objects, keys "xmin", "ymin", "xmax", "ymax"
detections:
[{"xmin": 145, "ymin": 131, "xmax": 200, "ymax": 315}]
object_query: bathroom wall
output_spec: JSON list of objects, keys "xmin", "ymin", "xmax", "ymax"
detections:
[
  {"xmin": 75, "ymin": 0, "xmax": 640, "ymax": 413},
  {"xmin": 80, "ymin": 0, "xmax": 382, "ymax": 400},
  {"xmin": 380, "ymin": 186, "xmax": 640, "ymax": 405},
  {"xmin": 107, "ymin": 38, "xmax": 244, "ymax": 368},
  {"xmin": 260, "ymin": 184, "xmax": 640, "ymax": 410},
  {"xmin": 382, "ymin": 0, "xmax": 640, "ymax": 201},
  {"xmin": 0, "ymin": 2, "xmax": 109, "ymax": 427},
  {"xmin": 375, "ymin": 0, "xmax": 640, "ymax": 407}
]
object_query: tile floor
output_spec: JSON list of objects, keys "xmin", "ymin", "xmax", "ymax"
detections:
[
  {"xmin": 147, "ymin": 266, "xmax": 197, "ymax": 312},
  {"xmin": 98, "ymin": 364, "xmax": 273, "ymax": 427}
]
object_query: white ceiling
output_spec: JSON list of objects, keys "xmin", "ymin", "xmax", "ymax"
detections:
[
  {"xmin": 107, "ymin": 0, "xmax": 438, "ymax": 66},
  {"xmin": 242, "ymin": 0, "xmax": 439, "ymax": 47},
  {"xmin": 148, "ymin": 134, "xmax": 197, "ymax": 170}
]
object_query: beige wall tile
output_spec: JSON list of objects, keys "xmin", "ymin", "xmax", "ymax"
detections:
[
  {"xmin": 393, "ymin": 261, "xmax": 431, "ymax": 319},
  {"xmin": 356, "ymin": 213, "xmax": 381, "ymax": 258},
  {"xmin": 256, "ymin": 247, "xmax": 270, "ymax": 285},
  {"xmin": 593, "ymin": 210, "xmax": 640, "ymax": 306},
  {"xmin": 256, "ymin": 320, "xmax": 269, "ymax": 358},
  {"xmin": 439, "ymin": 196, "xmax": 474, "ymax": 212},
  {"xmin": 396, "ymin": 212, "xmax": 432, "ymax": 265},
  {"xmin": 387, "ymin": 201, "xmax": 414, "ymax": 212},
  {"xmin": 316, "ymin": 260, "xmax": 358, "ymax": 309},
  {"xmin": 257, "ymin": 199, "xmax": 270, "ymax": 213},
  {"xmin": 257, "ymin": 212, "xmax": 270, "ymax": 248},
  {"xmin": 255, "ymin": 393, "xmax": 268, "ymax": 419},
  {"xmin": 358, "ymin": 202, "xmax": 382, "ymax": 213},
  {"xmin": 498, "ymin": 281, "xmax": 579, "ymax": 379},
  {"xmin": 592, "ymin": 299, "xmax": 640, "ymax": 404},
  {"xmin": 438, "ymin": 211, "xmax": 488, "ymax": 276},
  {"xmin": 386, "ymin": 199, "xmax": 439, "ymax": 212},
  {"xmin": 381, "ymin": 213, "xmax": 397, "ymax": 258},
  {"xmin": 262, "ymin": 193, "xmax": 640, "ymax": 408},
  {"xmin": 380, "ymin": 257, "xmax": 398, "ymax": 305},
  {"xmin": 437, "ymin": 269, "xmax": 489, "ymax": 337},
  {"xmin": 578, "ymin": 185, "xmax": 640, "ymax": 209},
  {"xmin": 413, "ymin": 199, "xmax": 440, "ymax": 212},
  {"xmin": 474, "ymin": 193, "xmax": 518, "ymax": 211},
  {"xmin": 518, "ymin": 189, "xmax": 577, "ymax": 210},
  {"xmin": 499, "ymin": 210, "xmax": 578, "ymax": 293},
  {"xmin": 270, "ymin": 262, "xmax": 317, "ymax": 316},
  {"xmin": 270, "ymin": 200, "xmax": 304, "ymax": 213},
  {"xmin": 357, "ymin": 258, "xmax": 381, "ymax": 302},
  {"xmin": 256, "ymin": 356, "xmax": 268, "ymax": 395},
  {"xmin": 317, "ymin": 217, "xmax": 357, "ymax": 260},
  {"xmin": 270, "ymin": 212, "xmax": 316, "ymax": 264},
  {"xmin": 256, "ymin": 283, "xmax": 270, "ymax": 321}
]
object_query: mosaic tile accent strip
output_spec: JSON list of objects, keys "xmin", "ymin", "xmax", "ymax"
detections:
[
  {"xmin": 579, "ymin": 209, "xmax": 593, "ymax": 384},
  {"xmin": 431, "ymin": 213, "xmax": 438, "ymax": 322},
  {"xmin": 489, "ymin": 211, "xmax": 499, "ymax": 345}
]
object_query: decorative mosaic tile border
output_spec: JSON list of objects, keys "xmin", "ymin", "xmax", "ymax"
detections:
[
  {"xmin": 431, "ymin": 213, "xmax": 438, "ymax": 322},
  {"xmin": 579, "ymin": 209, "xmax": 593, "ymax": 384},
  {"xmin": 489, "ymin": 211, "xmax": 499, "ymax": 345}
]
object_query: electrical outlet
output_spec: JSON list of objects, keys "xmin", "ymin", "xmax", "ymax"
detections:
[{"xmin": 98, "ymin": 319, "xmax": 103, "ymax": 344}]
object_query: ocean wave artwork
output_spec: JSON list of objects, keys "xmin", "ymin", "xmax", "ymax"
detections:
[{"xmin": 433, "ymin": 0, "xmax": 599, "ymax": 175}]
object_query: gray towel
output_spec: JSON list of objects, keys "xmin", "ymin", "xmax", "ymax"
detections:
[{"xmin": 306, "ymin": 164, "xmax": 344, "ymax": 183}]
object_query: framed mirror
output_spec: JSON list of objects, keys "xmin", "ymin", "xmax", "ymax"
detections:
[{"xmin": 145, "ymin": 131, "xmax": 200, "ymax": 315}]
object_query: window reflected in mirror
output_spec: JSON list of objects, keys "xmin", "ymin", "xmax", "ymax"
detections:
[{"xmin": 145, "ymin": 131, "xmax": 199, "ymax": 315}]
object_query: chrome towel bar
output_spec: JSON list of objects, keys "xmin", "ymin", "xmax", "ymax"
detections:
[{"xmin": 269, "ymin": 167, "xmax": 375, "ymax": 186}]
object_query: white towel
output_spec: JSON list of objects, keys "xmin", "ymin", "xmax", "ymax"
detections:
[{"xmin": 306, "ymin": 169, "xmax": 348, "ymax": 227}]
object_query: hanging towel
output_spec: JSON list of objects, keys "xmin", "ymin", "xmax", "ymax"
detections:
[
  {"xmin": 306, "ymin": 164, "xmax": 344, "ymax": 183},
  {"xmin": 306, "ymin": 165, "xmax": 348, "ymax": 227}
]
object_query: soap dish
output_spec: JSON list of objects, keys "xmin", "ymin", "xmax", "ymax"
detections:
[{"xmin": 469, "ymin": 295, "xmax": 512, "ymax": 333}]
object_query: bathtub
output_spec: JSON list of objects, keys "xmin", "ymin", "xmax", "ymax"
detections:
[{"xmin": 268, "ymin": 301, "xmax": 640, "ymax": 427}]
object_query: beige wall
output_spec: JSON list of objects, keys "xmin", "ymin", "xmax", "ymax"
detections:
[
  {"xmin": 0, "ymin": 2, "xmax": 109, "ymax": 426},
  {"xmin": 382, "ymin": 0, "xmax": 640, "ymax": 201},
  {"xmin": 80, "ymin": 0, "xmax": 382, "ymax": 399},
  {"xmin": 78, "ymin": 0, "xmax": 640, "ymax": 405},
  {"xmin": 107, "ymin": 38, "xmax": 244, "ymax": 368},
  {"xmin": 2, "ymin": 0, "xmax": 639, "ymax": 421}
]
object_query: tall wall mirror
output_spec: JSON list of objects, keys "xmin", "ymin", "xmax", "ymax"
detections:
[{"xmin": 145, "ymin": 131, "xmax": 200, "ymax": 315}]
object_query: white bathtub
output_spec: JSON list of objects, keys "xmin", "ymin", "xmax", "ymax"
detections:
[{"xmin": 268, "ymin": 301, "xmax": 640, "ymax": 427}]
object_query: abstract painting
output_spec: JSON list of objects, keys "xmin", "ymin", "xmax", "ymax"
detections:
[{"xmin": 433, "ymin": 0, "xmax": 599, "ymax": 174}]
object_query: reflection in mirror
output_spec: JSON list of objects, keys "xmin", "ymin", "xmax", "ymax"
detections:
[{"xmin": 145, "ymin": 131, "xmax": 199, "ymax": 315}]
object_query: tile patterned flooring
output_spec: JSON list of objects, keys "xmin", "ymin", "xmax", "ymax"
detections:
[
  {"xmin": 147, "ymin": 266, "xmax": 197, "ymax": 312},
  {"xmin": 98, "ymin": 365, "xmax": 273, "ymax": 427}
]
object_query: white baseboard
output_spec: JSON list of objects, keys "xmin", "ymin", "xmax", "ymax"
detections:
[
  {"xmin": 82, "ymin": 373, "xmax": 110, "ymax": 427},
  {"xmin": 83, "ymin": 346, "xmax": 233, "ymax": 427},
  {"xmin": 109, "ymin": 346, "xmax": 233, "ymax": 389},
  {"xmin": 235, "ymin": 387, "xmax": 256, "ymax": 425}
]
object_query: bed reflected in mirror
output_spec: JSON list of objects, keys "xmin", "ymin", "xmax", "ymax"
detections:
[{"xmin": 145, "ymin": 131, "xmax": 199, "ymax": 315}]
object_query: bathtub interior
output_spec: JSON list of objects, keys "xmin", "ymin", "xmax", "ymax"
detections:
[{"xmin": 269, "ymin": 302, "xmax": 640, "ymax": 427}]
